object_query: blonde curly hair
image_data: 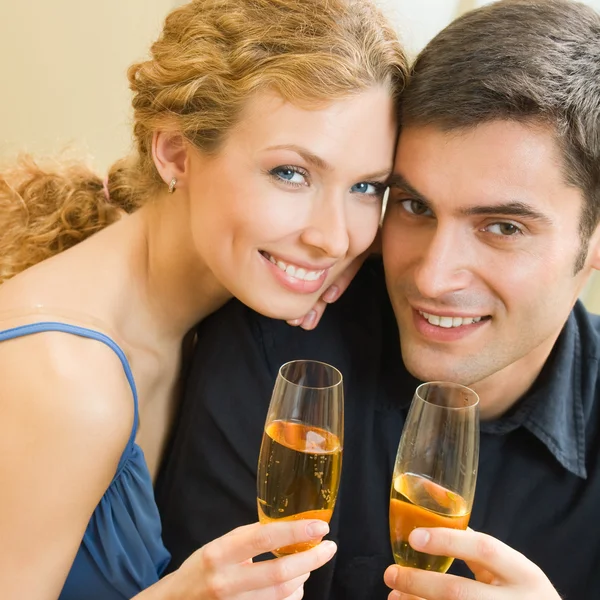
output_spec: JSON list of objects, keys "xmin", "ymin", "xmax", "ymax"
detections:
[{"xmin": 0, "ymin": 0, "xmax": 408, "ymax": 284}]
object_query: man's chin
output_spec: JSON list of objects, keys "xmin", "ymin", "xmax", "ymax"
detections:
[{"xmin": 401, "ymin": 350, "xmax": 474, "ymax": 386}]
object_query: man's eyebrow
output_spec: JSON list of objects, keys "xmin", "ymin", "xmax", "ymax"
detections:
[
  {"xmin": 461, "ymin": 202, "xmax": 553, "ymax": 224},
  {"xmin": 388, "ymin": 172, "xmax": 553, "ymax": 224},
  {"xmin": 387, "ymin": 172, "xmax": 430, "ymax": 204}
]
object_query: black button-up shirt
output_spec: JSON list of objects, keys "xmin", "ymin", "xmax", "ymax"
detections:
[{"xmin": 156, "ymin": 260, "xmax": 600, "ymax": 599}]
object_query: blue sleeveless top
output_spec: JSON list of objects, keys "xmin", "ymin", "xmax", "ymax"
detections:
[{"xmin": 0, "ymin": 322, "xmax": 171, "ymax": 600}]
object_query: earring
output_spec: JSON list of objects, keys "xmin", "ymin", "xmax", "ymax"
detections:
[{"xmin": 168, "ymin": 177, "xmax": 177, "ymax": 194}]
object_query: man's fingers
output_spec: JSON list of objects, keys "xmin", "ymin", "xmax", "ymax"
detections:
[
  {"xmin": 384, "ymin": 564, "xmax": 490, "ymax": 600},
  {"xmin": 202, "ymin": 520, "xmax": 330, "ymax": 565},
  {"xmin": 408, "ymin": 527, "xmax": 535, "ymax": 583}
]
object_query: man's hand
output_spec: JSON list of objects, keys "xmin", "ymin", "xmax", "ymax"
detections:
[
  {"xmin": 384, "ymin": 528, "xmax": 562, "ymax": 600},
  {"xmin": 288, "ymin": 233, "xmax": 381, "ymax": 331}
]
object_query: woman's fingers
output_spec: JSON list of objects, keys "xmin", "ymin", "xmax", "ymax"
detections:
[
  {"xmin": 283, "ymin": 582, "xmax": 305, "ymax": 600},
  {"xmin": 174, "ymin": 521, "xmax": 335, "ymax": 600},
  {"xmin": 287, "ymin": 243, "xmax": 373, "ymax": 330},
  {"xmin": 223, "ymin": 541, "xmax": 336, "ymax": 596},
  {"xmin": 201, "ymin": 520, "xmax": 330, "ymax": 566}
]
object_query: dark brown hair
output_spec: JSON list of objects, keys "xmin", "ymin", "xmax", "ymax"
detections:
[{"xmin": 401, "ymin": 0, "xmax": 600, "ymax": 271}]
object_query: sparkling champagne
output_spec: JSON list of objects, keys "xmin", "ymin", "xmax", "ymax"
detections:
[
  {"xmin": 390, "ymin": 472, "xmax": 470, "ymax": 573},
  {"xmin": 257, "ymin": 420, "xmax": 342, "ymax": 555}
]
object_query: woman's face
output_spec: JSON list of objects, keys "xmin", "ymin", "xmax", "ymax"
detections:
[{"xmin": 186, "ymin": 87, "xmax": 397, "ymax": 320}]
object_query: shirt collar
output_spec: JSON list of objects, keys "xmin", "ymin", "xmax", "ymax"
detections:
[{"xmin": 481, "ymin": 302, "xmax": 592, "ymax": 479}]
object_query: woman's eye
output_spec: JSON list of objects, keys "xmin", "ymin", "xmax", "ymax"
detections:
[
  {"xmin": 486, "ymin": 222, "xmax": 522, "ymax": 236},
  {"xmin": 400, "ymin": 199, "xmax": 433, "ymax": 216},
  {"xmin": 271, "ymin": 166, "xmax": 307, "ymax": 185},
  {"xmin": 350, "ymin": 182, "xmax": 384, "ymax": 195}
]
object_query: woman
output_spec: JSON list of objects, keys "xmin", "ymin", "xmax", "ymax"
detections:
[{"xmin": 0, "ymin": 0, "xmax": 407, "ymax": 598}]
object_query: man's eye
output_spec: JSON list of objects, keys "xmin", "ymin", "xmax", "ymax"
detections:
[
  {"xmin": 486, "ymin": 222, "xmax": 522, "ymax": 236},
  {"xmin": 401, "ymin": 199, "xmax": 433, "ymax": 216}
]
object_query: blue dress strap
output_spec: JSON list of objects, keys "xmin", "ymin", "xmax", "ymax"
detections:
[{"xmin": 0, "ymin": 321, "xmax": 139, "ymax": 472}]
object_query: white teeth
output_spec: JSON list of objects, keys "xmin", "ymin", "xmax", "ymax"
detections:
[
  {"xmin": 263, "ymin": 252, "xmax": 325, "ymax": 282},
  {"xmin": 420, "ymin": 311, "xmax": 485, "ymax": 328}
]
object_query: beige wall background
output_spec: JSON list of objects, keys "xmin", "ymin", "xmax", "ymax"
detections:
[
  {"xmin": 0, "ymin": 0, "xmax": 174, "ymax": 170},
  {"xmin": 2, "ymin": 0, "xmax": 600, "ymax": 308}
]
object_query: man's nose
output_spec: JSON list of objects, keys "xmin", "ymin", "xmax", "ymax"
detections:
[{"xmin": 413, "ymin": 224, "xmax": 474, "ymax": 299}]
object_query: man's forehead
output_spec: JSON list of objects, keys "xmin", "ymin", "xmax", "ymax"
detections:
[
  {"xmin": 390, "ymin": 122, "xmax": 583, "ymax": 217},
  {"xmin": 394, "ymin": 120, "xmax": 565, "ymax": 167}
]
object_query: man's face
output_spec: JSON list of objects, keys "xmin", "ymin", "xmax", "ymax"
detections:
[{"xmin": 382, "ymin": 121, "xmax": 599, "ymax": 395}]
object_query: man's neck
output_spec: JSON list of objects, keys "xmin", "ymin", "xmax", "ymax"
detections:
[{"xmin": 470, "ymin": 331, "xmax": 563, "ymax": 421}]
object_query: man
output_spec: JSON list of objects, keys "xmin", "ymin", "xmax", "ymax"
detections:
[{"xmin": 155, "ymin": 1, "xmax": 600, "ymax": 598}]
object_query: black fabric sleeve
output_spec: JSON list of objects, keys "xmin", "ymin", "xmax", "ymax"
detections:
[
  {"xmin": 155, "ymin": 299, "xmax": 277, "ymax": 570},
  {"xmin": 154, "ymin": 258, "xmax": 402, "ymax": 599}
]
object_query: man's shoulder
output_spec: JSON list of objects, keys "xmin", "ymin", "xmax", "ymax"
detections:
[
  {"xmin": 187, "ymin": 257, "xmax": 392, "ymax": 388},
  {"xmin": 570, "ymin": 302, "xmax": 600, "ymax": 424},
  {"xmin": 573, "ymin": 300, "xmax": 600, "ymax": 362}
]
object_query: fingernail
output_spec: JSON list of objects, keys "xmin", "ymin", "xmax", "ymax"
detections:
[
  {"xmin": 410, "ymin": 528, "xmax": 430, "ymax": 549},
  {"xmin": 307, "ymin": 520, "xmax": 329, "ymax": 538},
  {"xmin": 301, "ymin": 310, "xmax": 317, "ymax": 329},
  {"xmin": 319, "ymin": 540, "xmax": 337, "ymax": 558},
  {"xmin": 322, "ymin": 285, "xmax": 339, "ymax": 303}
]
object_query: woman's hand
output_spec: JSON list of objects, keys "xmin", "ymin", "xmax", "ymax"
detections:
[
  {"xmin": 384, "ymin": 527, "xmax": 562, "ymax": 600},
  {"xmin": 136, "ymin": 519, "xmax": 336, "ymax": 600},
  {"xmin": 289, "ymin": 233, "xmax": 381, "ymax": 331}
]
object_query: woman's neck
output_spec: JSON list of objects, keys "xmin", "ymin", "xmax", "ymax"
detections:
[{"xmin": 125, "ymin": 196, "xmax": 232, "ymax": 343}]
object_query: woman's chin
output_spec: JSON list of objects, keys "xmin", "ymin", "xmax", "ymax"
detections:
[{"xmin": 248, "ymin": 297, "xmax": 319, "ymax": 323}]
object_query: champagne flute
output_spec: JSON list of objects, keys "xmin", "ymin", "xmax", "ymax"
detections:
[
  {"xmin": 389, "ymin": 381, "xmax": 479, "ymax": 573},
  {"xmin": 257, "ymin": 359, "xmax": 343, "ymax": 556}
]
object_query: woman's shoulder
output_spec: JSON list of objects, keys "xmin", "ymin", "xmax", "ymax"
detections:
[
  {"xmin": 0, "ymin": 222, "xmax": 136, "ymax": 331},
  {"xmin": 0, "ymin": 309, "xmax": 140, "ymax": 597},
  {"xmin": 0, "ymin": 310, "xmax": 135, "ymax": 464},
  {"xmin": 0, "ymin": 236, "xmax": 148, "ymax": 460}
]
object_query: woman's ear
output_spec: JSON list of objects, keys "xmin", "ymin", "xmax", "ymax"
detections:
[{"xmin": 152, "ymin": 131, "xmax": 189, "ymax": 189}]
